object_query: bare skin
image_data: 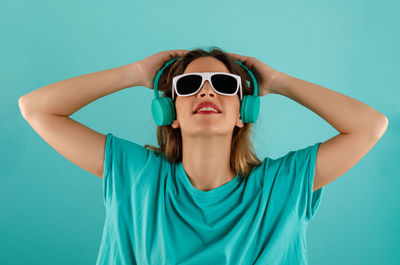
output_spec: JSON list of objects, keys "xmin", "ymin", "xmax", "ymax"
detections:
[{"xmin": 171, "ymin": 57, "xmax": 243, "ymax": 191}]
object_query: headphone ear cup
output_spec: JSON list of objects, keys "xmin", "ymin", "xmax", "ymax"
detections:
[
  {"xmin": 240, "ymin": 95, "xmax": 248, "ymax": 122},
  {"xmin": 151, "ymin": 97, "xmax": 176, "ymax": 126},
  {"xmin": 240, "ymin": 95, "xmax": 260, "ymax": 123}
]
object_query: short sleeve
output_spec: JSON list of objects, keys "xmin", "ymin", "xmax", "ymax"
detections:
[
  {"xmin": 278, "ymin": 142, "xmax": 324, "ymax": 223},
  {"xmin": 102, "ymin": 133, "xmax": 152, "ymax": 207}
]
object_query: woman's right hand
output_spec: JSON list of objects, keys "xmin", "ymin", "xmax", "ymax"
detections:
[{"xmin": 135, "ymin": 49, "xmax": 190, "ymax": 90}]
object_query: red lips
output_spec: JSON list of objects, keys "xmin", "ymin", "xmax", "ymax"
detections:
[{"xmin": 193, "ymin": 102, "xmax": 222, "ymax": 113}]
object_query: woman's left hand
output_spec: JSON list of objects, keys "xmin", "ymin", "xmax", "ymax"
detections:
[{"xmin": 226, "ymin": 52, "xmax": 280, "ymax": 97}]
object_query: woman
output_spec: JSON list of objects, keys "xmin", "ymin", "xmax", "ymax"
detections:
[{"xmin": 19, "ymin": 47, "xmax": 388, "ymax": 265}]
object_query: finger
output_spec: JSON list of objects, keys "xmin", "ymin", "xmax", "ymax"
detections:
[
  {"xmin": 227, "ymin": 52, "xmax": 253, "ymax": 66},
  {"xmin": 226, "ymin": 52, "xmax": 246, "ymax": 61},
  {"xmin": 168, "ymin": 49, "xmax": 190, "ymax": 59}
]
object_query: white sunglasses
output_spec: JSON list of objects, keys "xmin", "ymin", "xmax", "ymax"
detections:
[{"xmin": 172, "ymin": 72, "xmax": 243, "ymax": 101}]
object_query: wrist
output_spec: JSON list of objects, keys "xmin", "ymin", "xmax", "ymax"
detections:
[
  {"xmin": 121, "ymin": 62, "xmax": 143, "ymax": 88},
  {"xmin": 267, "ymin": 71, "xmax": 290, "ymax": 95}
]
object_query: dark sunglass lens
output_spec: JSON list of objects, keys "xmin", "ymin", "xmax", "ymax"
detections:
[
  {"xmin": 211, "ymin": 74, "xmax": 237, "ymax": 94},
  {"xmin": 176, "ymin": 75, "xmax": 202, "ymax": 95}
]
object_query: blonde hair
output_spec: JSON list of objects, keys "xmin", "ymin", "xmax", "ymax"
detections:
[{"xmin": 144, "ymin": 46, "xmax": 263, "ymax": 181}]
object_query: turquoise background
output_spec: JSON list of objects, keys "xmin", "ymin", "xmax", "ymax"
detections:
[{"xmin": 2, "ymin": 0, "xmax": 398, "ymax": 264}]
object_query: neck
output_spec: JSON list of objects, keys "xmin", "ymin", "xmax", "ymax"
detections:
[{"xmin": 181, "ymin": 133, "xmax": 235, "ymax": 191}]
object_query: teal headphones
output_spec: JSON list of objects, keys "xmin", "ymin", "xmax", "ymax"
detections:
[{"xmin": 151, "ymin": 57, "xmax": 260, "ymax": 126}]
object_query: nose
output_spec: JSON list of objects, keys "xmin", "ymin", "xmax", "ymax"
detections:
[{"xmin": 197, "ymin": 80, "xmax": 216, "ymax": 98}]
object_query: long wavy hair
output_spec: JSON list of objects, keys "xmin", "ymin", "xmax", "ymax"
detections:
[{"xmin": 144, "ymin": 46, "xmax": 263, "ymax": 181}]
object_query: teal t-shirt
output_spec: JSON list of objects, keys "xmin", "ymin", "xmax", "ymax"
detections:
[{"xmin": 96, "ymin": 133, "xmax": 324, "ymax": 265}]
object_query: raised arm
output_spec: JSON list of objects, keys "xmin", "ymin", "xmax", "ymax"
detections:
[
  {"xmin": 269, "ymin": 72, "xmax": 388, "ymax": 191},
  {"xmin": 18, "ymin": 62, "xmax": 143, "ymax": 178}
]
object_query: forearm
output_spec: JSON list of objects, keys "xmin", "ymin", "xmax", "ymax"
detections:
[
  {"xmin": 19, "ymin": 62, "xmax": 142, "ymax": 117},
  {"xmin": 268, "ymin": 72, "xmax": 388, "ymax": 138}
]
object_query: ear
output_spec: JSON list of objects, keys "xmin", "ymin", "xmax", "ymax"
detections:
[
  {"xmin": 236, "ymin": 114, "xmax": 244, "ymax": 128},
  {"xmin": 171, "ymin": 118, "xmax": 180, "ymax": 129}
]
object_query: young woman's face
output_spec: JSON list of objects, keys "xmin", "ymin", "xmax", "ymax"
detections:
[{"xmin": 171, "ymin": 56, "xmax": 243, "ymax": 137}]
